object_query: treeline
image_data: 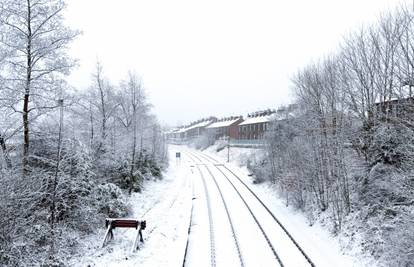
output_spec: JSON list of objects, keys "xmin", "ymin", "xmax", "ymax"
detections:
[
  {"xmin": 257, "ymin": 5, "xmax": 414, "ymax": 266},
  {"xmin": 0, "ymin": 0, "xmax": 167, "ymax": 266}
]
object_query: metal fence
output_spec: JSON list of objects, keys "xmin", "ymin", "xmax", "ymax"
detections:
[{"xmin": 229, "ymin": 139, "xmax": 266, "ymax": 148}]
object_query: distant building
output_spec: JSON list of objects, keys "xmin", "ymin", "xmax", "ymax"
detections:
[
  {"xmin": 165, "ymin": 128, "xmax": 185, "ymax": 143},
  {"xmin": 166, "ymin": 105, "xmax": 300, "ymax": 145},
  {"xmin": 185, "ymin": 117, "xmax": 216, "ymax": 139},
  {"xmin": 166, "ymin": 117, "xmax": 216, "ymax": 143},
  {"xmin": 206, "ymin": 116, "xmax": 244, "ymax": 140},
  {"xmin": 374, "ymin": 96, "xmax": 414, "ymax": 121},
  {"xmin": 238, "ymin": 110, "xmax": 275, "ymax": 140}
]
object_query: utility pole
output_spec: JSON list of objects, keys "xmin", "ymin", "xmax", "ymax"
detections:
[{"xmin": 227, "ymin": 136, "xmax": 230, "ymax": 163}]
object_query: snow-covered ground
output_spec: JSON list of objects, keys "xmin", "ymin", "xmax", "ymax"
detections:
[
  {"xmin": 71, "ymin": 148, "xmax": 193, "ymax": 267},
  {"xmin": 202, "ymin": 143, "xmax": 377, "ymax": 266},
  {"xmin": 72, "ymin": 144, "xmax": 375, "ymax": 266}
]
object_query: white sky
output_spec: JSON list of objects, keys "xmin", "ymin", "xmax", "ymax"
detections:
[{"xmin": 65, "ymin": 0, "xmax": 408, "ymax": 126}]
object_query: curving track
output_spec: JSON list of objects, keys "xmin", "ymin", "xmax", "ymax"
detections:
[{"xmin": 182, "ymin": 149, "xmax": 315, "ymax": 267}]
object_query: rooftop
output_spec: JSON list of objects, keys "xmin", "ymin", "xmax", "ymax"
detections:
[
  {"xmin": 207, "ymin": 116, "xmax": 243, "ymax": 129},
  {"xmin": 239, "ymin": 114, "xmax": 275, "ymax": 125}
]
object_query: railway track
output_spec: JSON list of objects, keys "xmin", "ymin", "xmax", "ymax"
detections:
[
  {"xmin": 203, "ymin": 165, "xmax": 245, "ymax": 267},
  {"xmin": 184, "ymin": 151, "xmax": 281, "ymax": 266},
  {"xmin": 212, "ymin": 164, "xmax": 284, "ymax": 266},
  {"xmin": 182, "ymin": 168, "xmax": 195, "ymax": 267},
  {"xmin": 197, "ymin": 164, "xmax": 217, "ymax": 267},
  {"xmin": 189, "ymin": 150, "xmax": 316, "ymax": 267},
  {"xmin": 184, "ymin": 152, "xmax": 247, "ymax": 266},
  {"xmin": 183, "ymin": 152, "xmax": 216, "ymax": 266}
]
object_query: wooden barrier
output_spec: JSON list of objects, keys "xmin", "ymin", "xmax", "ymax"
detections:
[{"xmin": 102, "ymin": 218, "xmax": 147, "ymax": 251}]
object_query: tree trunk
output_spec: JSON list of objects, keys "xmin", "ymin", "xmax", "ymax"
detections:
[
  {"xmin": 89, "ymin": 101, "xmax": 94, "ymax": 149},
  {"xmin": 99, "ymin": 79, "xmax": 106, "ymax": 148},
  {"xmin": 23, "ymin": 0, "xmax": 32, "ymax": 174},
  {"xmin": 23, "ymin": 93, "xmax": 30, "ymax": 171},
  {"xmin": 0, "ymin": 134, "xmax": 12, "ymax": 168},
  {"xmin": 129, "ymin": 109, "xmax": 138, "ymax": 194}
]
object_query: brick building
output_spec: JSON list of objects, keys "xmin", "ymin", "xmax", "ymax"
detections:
[
  {"xmin": 206, "ymin": 116, "xmax": 243, "ymax": 140},
  {"xmin": 238, "ymin": 110, "xmax": 275, "ymax": 140},
  {"xmin": 181, "ymin": 117, "xmax": 216, "ymax": 140},
  {"xmin": 374, "ymin": 97, "xmax": 414, "ymax": 121}
]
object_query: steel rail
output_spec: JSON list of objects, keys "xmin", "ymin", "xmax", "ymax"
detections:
[
  {"xmin": 203, "ymin": 165, "xmax": 245, "ymax": 267},
  {"xmin": 196, "ymin": 164, "xmax": 216, "ymax": 267},
  {"xmin": 218, "ymin": 165, "xmax": 316, "ymax": 267},
  {"xmin": 213, "ymin": 166, "xmax": 284, "ymax": 266},
  {"xmin": 192, "ymin": 150, "xmax": 315, "ymax": 267}
]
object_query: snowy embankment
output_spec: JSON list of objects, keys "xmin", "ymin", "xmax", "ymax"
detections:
[
  {"xmin": 203, "ymin": 144, "xmax": 378, "ymax": 267},
  {"xmin": 71, "ymin": 149, "xmax": 192, "ymax": 267}
]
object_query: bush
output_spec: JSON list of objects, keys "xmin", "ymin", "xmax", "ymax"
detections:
[
  {"xmin": 370, "ymin": 122, "xmax": 414, "ymax": 168},
  {"xmin": 92, "ymin": 183, "xmax": 129, "ymax": 218}
]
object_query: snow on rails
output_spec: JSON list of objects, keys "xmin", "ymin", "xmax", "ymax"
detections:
[{"xmin": 182, "ymin": 150, "xmax": 315, "ymax": 267}]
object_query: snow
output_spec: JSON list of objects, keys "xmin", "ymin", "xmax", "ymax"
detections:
[
  {"xmin": 206, "ymin": 118, "xmax": 241, "ymax": 128},
  {"xmin": 201, "ymin": 144, "xmax": 377, "ymax": 267},
  {"xmin": 203, "ymin": 165, "xmax": 281, "ymax": 266},
  {"xmin": 185, "ymin": 120, "xmax": 215, "ymax": 131},
  {"xmin": 71, "ymin": 144, "xmax": 375, "ymax": 266},
  {"xmin": 165, "ymin": 128, "xmax": 180, "ymax": 134},
  {"xmin": 71, "ymin": 148, "xmax": 192, "ymax": 267},
  {"xmin": 239, "ymin": 114, "xmax": 274, "ymax": 125},
  {"xmin": 176, "ymin": 127, "xmax": 189, "ymax": 133},
  {"xmin": 193, "ymin": 165, "xmax": 241, "ymax": 266}
]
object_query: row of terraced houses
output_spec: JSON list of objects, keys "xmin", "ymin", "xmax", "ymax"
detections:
[{"xmin": 166, "ymin": 105, "xmax": 297, "ymax": 144}]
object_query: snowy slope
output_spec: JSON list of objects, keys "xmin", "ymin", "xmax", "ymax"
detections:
[{"xmin": 71, "ymin": 148, "xmax": 192, "ymax": 267}]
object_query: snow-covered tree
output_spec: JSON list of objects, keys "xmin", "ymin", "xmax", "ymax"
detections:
[{"xmin": 0, "ymin": 0, "xmax": 79, "ymax": 172}]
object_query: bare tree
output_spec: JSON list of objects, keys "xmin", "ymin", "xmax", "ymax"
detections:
[
  {"xmin": 116, "ymin": 72, "xmax": 148, "ymax": 193},
  {"xmin": 0, "ymin": 0, "xmax": 79, "ymax": 172},
  {"xmin": 87, "ymin": 61, "xmax": 119, "ymax": 157}
]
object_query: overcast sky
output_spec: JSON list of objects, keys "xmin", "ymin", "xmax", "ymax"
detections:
[{"xmin": 64, "ymin": 0, "xmax": 408, "ymax": 126}]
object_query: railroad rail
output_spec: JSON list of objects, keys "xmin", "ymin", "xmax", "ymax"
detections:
[
  {"xmin": 197, "ymin": 164, "xmax": 216, "ymax": 267},
  {"xmin": 182, "ymin": 172, "xmax": 195, "ymax": 267},
  {"xmin": 185, "ymin": 151, "xmax": 283, "ymax": 266},
  {"xmin": 203, "ymin": 165, "xmax": 245, "ymax": 267},
  {"xmin": 190, "ymin": 150, "xmax": 316, "ymax": 267}
]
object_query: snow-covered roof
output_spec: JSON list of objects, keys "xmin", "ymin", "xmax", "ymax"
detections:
[
  {"xmin": 374, "ymin": 97, "xmax": 399, "ymax": 104},
  {"xmin": 272, "ymin": 111, "xmax": 297, "ymax": 121},
  {"xmin": 175, "ymin": 127, "xmax": 188, "ymax": 133},
  {"xmin": 186, "ymin": 120, "xmax": 214, "ymax": 131},
  {"xmin": 165, "ymin": 129, "xmax": 178, "ymax": 134},
  {"xmin": 239, "ymin": 114, "xmax": 275, "ymax": 125},
  {"xmin": 206, "ymin": 118, "xmax": 242, "ymax": 129}
]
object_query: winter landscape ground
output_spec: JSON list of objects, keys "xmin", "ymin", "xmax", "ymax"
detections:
[
  {"xmin": 69, "ymin": 145, "xmax": 379, "ymax": 267},
  {"xmin": 1, "ymin": 1, "xmax": 414, "ymax": 266}
]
